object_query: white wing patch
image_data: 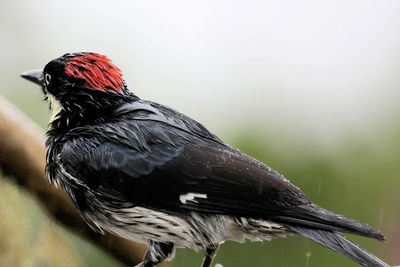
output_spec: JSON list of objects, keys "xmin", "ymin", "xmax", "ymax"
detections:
[{"xmin": 179, "ymin": 193, "xmax": 207, "ymax": 204}]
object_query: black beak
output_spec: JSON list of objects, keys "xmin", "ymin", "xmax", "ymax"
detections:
[{"xmin": 21, "ymin": 69, "xmax": 44, "ymax": 86}]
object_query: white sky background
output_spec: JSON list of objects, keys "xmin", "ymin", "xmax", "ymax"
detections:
[{"xmin": 1, "ymin": 0, "xmax": 400, "ymax": 144}]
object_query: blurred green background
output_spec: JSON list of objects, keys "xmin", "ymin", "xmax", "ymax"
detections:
[{"xmin": 1, "ymin": 0, "xmax": 399, "ymax": 266}]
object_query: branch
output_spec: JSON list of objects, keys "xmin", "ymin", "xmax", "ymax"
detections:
[{"xmin": 0, "ymin": 95, "xmax": 169, "ymax": 267}]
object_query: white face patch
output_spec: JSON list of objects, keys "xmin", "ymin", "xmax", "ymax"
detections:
[
  {"xmin": 47, "ymin": 93, "xmax": 62, "ymax": 125},
  {"xmin": 179, "ymin": 193, "xmax": 207, "ymax": 204}
]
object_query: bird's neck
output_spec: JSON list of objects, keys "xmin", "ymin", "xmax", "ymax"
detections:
[{"xmin": 46, "ymin": 89, "xmax": 139, "ymax": 138}]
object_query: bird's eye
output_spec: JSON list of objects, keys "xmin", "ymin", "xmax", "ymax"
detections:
[{"xmin": 45, "ymin": 73, "xmax": 51, "ymax": 85}]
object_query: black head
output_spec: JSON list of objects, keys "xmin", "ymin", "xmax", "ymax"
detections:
[
  {"xmin": 21, "ymin": 52, "xmax": 137, "ymax": 129},
  {"xmin": 22, "ymin": 52, "xmax": 130, "ymax": 96}
]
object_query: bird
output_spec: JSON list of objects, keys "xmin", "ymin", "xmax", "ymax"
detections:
[{"xmin": 21, "ymin": 52, "xmax": 389, "ymax": 267}]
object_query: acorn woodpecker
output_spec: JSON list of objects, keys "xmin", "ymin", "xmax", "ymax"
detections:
[{"xmin": 21, "ymin": 53, "xmax": 389, "ymax": 267}]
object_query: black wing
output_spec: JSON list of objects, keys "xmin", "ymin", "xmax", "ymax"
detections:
[{"xmin": 60, "ymin": 101, "xmax": 383, "ymax": 239}]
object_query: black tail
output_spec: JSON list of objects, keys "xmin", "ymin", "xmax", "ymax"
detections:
[
  {"xmin": 273, "ymin": 204, "xmax": 386, "ymax": 241},
  {"xmin": 268, "ymin": 203, "xmax": 389, "ymax": 266},
  {"xmin": 285, "ymin": 225, "xmax": 389, "ymax": 267}
]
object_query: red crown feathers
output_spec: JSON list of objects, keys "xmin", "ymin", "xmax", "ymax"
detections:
[{"xmin": 65, "ymin": 53, "xmax": 123, "ymax": 92}]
